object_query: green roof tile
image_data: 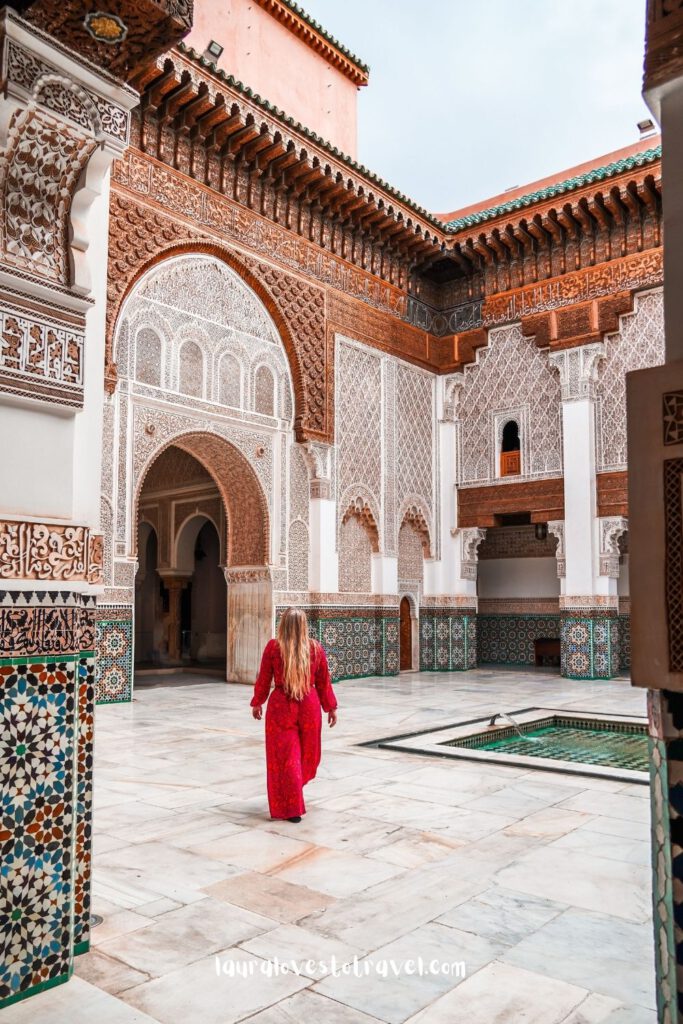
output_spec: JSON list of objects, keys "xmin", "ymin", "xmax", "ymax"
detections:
[
  {"xmin": 273, "ymin": 0, "xmax": 369, "ymax": 75},
  {"xmin": 171, "ymin": 46, "xmax": 662, "ymax": 240},
  {"xmin": 443, "ymin": 146, "xmax": 662, "ymax": 232}
]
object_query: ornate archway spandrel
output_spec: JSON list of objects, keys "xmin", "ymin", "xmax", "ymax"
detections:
[
  {"xmin": 237, "ymin": 252, "xmax": 331, "ymax": 443},
  {"xmin": 106, "ymin": 198, "xmax": 331, "ymax": 442}
]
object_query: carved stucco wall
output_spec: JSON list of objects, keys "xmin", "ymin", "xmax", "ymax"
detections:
[
  {"xmin": 398, "ymin": 520, "xmax": 425, "ymax": 588},
  {"xmin": 288, "ymin": 443, "xmax": 310, "ymax": 592},
  {"xmin": 456, "ymin": 324, "xmax": 563, "ymax": 485},
  {"xmin": 596, "ymin": 287, "xmax": 665, "ymax": 471},
  {"xmin": 335, "ymin": 335, "xmax": 435, "ymax": 591},
  {"xmin": 339, "ymin": 514, "xmax": 373, "ymax": 593}
]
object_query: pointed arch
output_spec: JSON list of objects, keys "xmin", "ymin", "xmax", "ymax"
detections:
[
  {"xmin": 135, "ymin": 431, "xmax": 269, "ymax": 567},
  {"xmin": 107, "ymin": 241, "xmax": 308, "ymax": 437}
]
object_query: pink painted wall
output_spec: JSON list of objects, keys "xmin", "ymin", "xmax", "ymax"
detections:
[{"xmin": 187, "ymin": 0, "xmax": 360, "ymax": 157}]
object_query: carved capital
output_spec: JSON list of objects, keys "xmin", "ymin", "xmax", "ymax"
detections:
[
  {"xmin": 442, "ymin": 373, "xmax": 465, "ymax": 422},
  {"xmin": 452, "ymin": 526, "xmax": 486, "ymax": 581},
  {"xmin": 599, "ymin": 516, "xmax": 628, "ymax": 578},
  {"xmin": 548, "ymin": 343, "xmax": 605, "ymax": 401},
  {"xmin": 547, "ymin": 519, "xmax": 566, "ymax": 578},
  {"xmin": 301, "ymin": 441, "xmax": 332, "ymax": 499}
]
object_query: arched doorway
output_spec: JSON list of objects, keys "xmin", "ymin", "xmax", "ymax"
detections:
[
  {"xmin": 135, "ymin": 522, "xmax": 163, "ymax": 665},
  {"xmin": 100, "ymin": 250, "xmax": 298, "ymax": 700},
  {"xmin": 178, "ymin": 517, "xmax": 226, "ymax": 666},
  {"xmin": 400, "ymin": 596, "xmax": 413, "ymax": 671},
  {"xmin": 134, "ymin": 435, "xmax": 270, "ymax": 683}
]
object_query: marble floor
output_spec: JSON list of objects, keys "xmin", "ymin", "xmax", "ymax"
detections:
[{"xmin": 7, "ymin": 668, "xmax": 655, "ymax": 1023}]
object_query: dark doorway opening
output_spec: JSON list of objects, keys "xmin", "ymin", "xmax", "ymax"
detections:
[{"xmin": 400, "ymin": 596, "xmax": 413, "ymax": 671}]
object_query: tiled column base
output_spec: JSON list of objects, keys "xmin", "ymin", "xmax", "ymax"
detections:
[
  {"xmin": 0, "ymin": 591, "xmax": 95, "ymax": 1008},
  {"xmin": 95, "ymin": 604, "xmax": 133, "ymax": 704},
  {"xmin": 647, "ymin": 690, "xmax": 681, "ymax": 1024},
  {"xmin": 560, "ymin": 607, "xmax": 619, "ymax": 679},
  {"xmin": 419, "ymin": 609, "xmax": 477, "ymax": 672},
  {"xmin": 276, "ymin": 604, "xmax": 399, "ymax": 682}
]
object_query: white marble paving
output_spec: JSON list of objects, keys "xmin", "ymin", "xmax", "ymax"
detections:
[
  {"xmin": 501, "ymin": 908, "xmax": 656, "ymax": 1009},
  {"xmin": 1, "ymin": 667, "xmax": 657, "ymax": 1023},
  {"xmin": 403, "ymin": 961, "xmax": 596, "ymax": 1024}
]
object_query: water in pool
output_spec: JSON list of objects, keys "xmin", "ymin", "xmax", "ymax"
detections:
[{"xmin": 443, "ymin": 718, "xmax": 648, "ymax": 773}]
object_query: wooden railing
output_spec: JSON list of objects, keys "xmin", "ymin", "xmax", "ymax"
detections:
[{"xmin": 500, "ymin": 450, "xmax": 521, "ymax": 477}]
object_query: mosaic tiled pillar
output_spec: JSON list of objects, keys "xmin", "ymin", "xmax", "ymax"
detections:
[
  {"xmin": 0, "ymin": 590, "xmax": 95, "ymax": 1008},
  {"xmin": 560, "ymin": 610, "xmax": 619, "ymax": 679},
  {"xmin": 419, "ymin": 609, "xmax": 477, "ymax": 672},
  {"xmin": 74, "ymin": 647, "xmax": 95, "ymax": 955},
  {"xmin": 95, "ymin": 604, "xmax": 133, "ymax": 704},
  {"xmin": 647, "ymin": 690, "xmax": 681, "ymax": 1024}
]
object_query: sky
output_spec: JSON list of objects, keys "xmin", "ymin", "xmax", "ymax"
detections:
[{"xmin": 298, "ymin": 0, "xmax": 653, "ymax": 215}]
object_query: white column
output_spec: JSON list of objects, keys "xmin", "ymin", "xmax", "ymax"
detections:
[
  {"xmin": 371, "ymin": 553, "xmax": 398, "ymax": 594},
  {"xmin": 302, "ymin": 442, "xmax": 338, "ymax": 593},
  {"xmin": 423, "ymin": 375, "xmax": 483, "ymax": 600},
  {"xmin": 549, "ymin": 345, "xmax": 610, "ymax": 600}
]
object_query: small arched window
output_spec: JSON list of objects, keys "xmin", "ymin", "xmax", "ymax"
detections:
[{"xmin": 500, "ymin": 420, "xmax": 521, "ymax": 477}]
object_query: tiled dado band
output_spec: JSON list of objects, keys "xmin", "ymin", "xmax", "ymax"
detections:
[
  {"xmin": 419, "ymin": 609, "xmax": 477, "ymax": 672},
  {"xmin": 0, "ymin": 590, "xmax": 95, "ymax": 1009},
  {"xmin": 276, "ymin": 605, "xmax": 400, "ymax": 681},
  {"xmin": 477, "ymin": 611, "xmax": 630, "ymax": 677},
  {"xmin": 478, "ymin": 614, "xmax": 561, "ymax": 667},
  {"xmin": 95, "ymin": 605, "xmax": 133, "ymax": 704}
]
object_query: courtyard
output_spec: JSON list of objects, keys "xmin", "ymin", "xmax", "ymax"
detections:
[{"xmin": 5, "ymin": 669, "xmax": 654, "ymax": 1024}]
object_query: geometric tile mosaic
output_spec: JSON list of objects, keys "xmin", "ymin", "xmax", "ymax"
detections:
[
  {"xmin": 95, "ymin": 612, "xmax": 132, "ymax": 704},
  {"xmin": 276, "ymin": 607, "xmax": 399, "ymax": 682},
  {"xmin": 419, "ymin": 610, "xmax": 476, "ymax": 672},
  {"xmin": 560, "ymin": 614, "xmax": 618, "ymax": 680},
  {"xmin": 0, "ymin": 657, "xmax": 79, "ymax": 1007},
  {"xmin": 647, "ymin": 690, "xmax": 683, "ymax": 1024},
  {"xmin": 74, "ymin": 655, "xmax": 95, "ymax": 954},
  {"xmin": 648, "ymin": 734, "xmax": 676, "ymax": 1024},
  {"xmin": 618, "ymin": 614, "xmax": 631, "ymax": 674},
  {"xmin": 478, "ymin": 614, "xmax": 560, "ymax": 667}
]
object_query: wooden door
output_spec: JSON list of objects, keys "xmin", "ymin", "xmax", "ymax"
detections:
[{"xmin": 400, "ymin": 596, "xmax": 412, "ymax": 671}]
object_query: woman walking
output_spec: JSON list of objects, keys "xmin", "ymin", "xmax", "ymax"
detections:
[{"xmin": 251, "ymin": 608, "xmax": 338, "ymax": 822}]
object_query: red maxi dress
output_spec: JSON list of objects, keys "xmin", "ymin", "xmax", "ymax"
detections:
[{"xmin": 251, "ymin": 638, "xmax": 337, "ymax": 819}]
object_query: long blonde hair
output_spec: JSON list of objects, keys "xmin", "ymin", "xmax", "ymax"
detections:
[{"xmin": 277, "ymin": 608, "xmax": 313, "ymax": 700}]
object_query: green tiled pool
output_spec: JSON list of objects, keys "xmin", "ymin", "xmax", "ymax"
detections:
[{"xmin": 442, "ymin": 716, "xmax": 648, "ymax": 773}]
